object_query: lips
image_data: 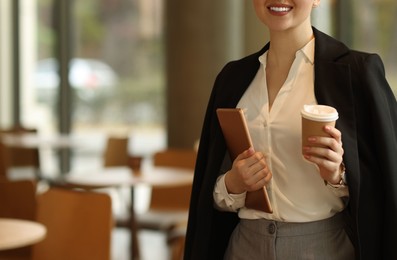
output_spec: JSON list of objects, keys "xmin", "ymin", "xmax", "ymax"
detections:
[{"xmin": 267, "ymin": 4, "xmax": 293, "ymax": 14}]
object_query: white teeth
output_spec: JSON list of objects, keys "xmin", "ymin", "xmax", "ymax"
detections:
[{"xmin": 270, "ymin": 7, "xmax": 291, "ymax": 12}]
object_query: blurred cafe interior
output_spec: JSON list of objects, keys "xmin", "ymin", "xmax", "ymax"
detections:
[{"xmin": 0, "ymin": 0, "xmax": 396, "ymax": 260}]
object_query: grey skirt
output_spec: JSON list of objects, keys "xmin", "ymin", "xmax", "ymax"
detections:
[{"xmin": 224, "ymin": 213, "xmax": 355, "ymax": 260}]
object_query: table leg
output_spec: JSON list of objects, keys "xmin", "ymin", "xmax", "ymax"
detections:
[{"xmin": 130, "ymin": 188, "xmax": 140, "ymax": 260}]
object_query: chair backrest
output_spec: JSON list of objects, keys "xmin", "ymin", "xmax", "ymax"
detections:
[
  {"xmin": 103, "ymin": 136, "xmax": 129, "ymax": 167},
  {"xmin": 0, "ymin": 127, "xmax": 40, "ymax": 177},
  {"xmin": 149, "ymin": 148, "xmax": 196, "ymax": 211},
  {"xmin": 0, "ymin": 179, "xmax": 37, "ymax": 220},
  {"xmin": 0, "ymin": 180, "xmax": 37, "ymax": 259},
  {"xmin": 153, "ymin": 148, "xmax": 197, "ymax": 170},
  {"xmin": 0, "ymin": 142, "xmax": 9, "ymax": 178},
  {"xmin": 32, "ymin": 188, "xmax": 113, "ymax": 260}
]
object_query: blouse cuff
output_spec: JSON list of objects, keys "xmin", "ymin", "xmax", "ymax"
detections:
[
  {"xmin": 214, "ymin": 173, "xmax": 246, "ymax": 210},
  {"xmin": 325, "ymin": 183, "xmax": 349, "ymax": 197}
]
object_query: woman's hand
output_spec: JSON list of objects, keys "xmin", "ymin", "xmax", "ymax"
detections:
[
  {"xmin": 302, "ymin": 125, "xmax": 344, "ymax": 184},
  {"xmin": 225, "ymin": 148, "xmax": 272, "ymax": 194}
]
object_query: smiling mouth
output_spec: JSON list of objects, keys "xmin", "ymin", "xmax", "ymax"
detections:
[{"xmin": 268, "ymin": 6, "xmax": 292, "ymax": 12}]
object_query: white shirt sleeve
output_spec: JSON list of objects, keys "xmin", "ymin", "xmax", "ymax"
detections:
[{"xmin": 213, "ymin": 172, "xmax": 246, "ymax": 212}]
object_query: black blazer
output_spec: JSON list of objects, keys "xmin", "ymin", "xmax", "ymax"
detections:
[{"xmin": 184, "ymin": 27, "xmax": 397, "ymax": 260}]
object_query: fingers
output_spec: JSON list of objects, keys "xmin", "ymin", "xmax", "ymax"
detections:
[
  {"xmin": 253, "ymin": 167, "xmax": 272, "ymax": 190},
  {"xmin": 303, "ymin": 125, "xmax": 344, "ymax": 181},
  {"xmin": 323, "ymin": 125, "xmax": 343, "ymax": 154},
  {"xmin": 235, "ymin": 147, "xmax": 255, "ymax": 161},
  {"xmin": 303, "ymin": 125, "xmax": 343, "ymax": 160},
  {"xmin": 245, "ymin": 159, "xmax": 271, "ymax": 191},
  {"xmin": 324, "ymin": 125, "xmax": 342, "ymax": 142},
  {"xmin": 229, "ymin": 149, "xmax": 272, "ymax": 193},
  {"xmin": 304, "ymin": 150, "xmax": 340, "ymax": 169},
  {"xmin": 244, "ymin": 152, "xmax": 272, "ymax": 191},
  {"xmin": 234, "ymin": 147, "xmax": 263, "ymax": 170}
]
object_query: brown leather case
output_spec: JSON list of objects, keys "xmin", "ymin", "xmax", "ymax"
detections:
[{"xmin": 216, "ymin": 108, "xmax": 273, "ymax": 213}]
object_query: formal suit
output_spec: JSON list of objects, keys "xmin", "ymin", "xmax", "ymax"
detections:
[{"xmin": 184, "ymin": 27, "xmax": 397, "ymax": 260}]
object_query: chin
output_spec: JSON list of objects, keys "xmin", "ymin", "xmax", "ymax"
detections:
[{"xmin": 266, "ymin": 23, "xmax": 292, "ymax": 33}]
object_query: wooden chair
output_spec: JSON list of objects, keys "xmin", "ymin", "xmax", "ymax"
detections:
[
  {"xmin": 145, "ymin": 148, "xmax": 196, "ymax": 212},
  {"xmin": 136, "ymin": 148, "xmax": 196, "ymax": 259},
  {"xmin": 47, "ymin": 135, "xmax": 140, "ymax": 259},
  {"xmin": 0, "ymin": 179, "xmax": 37, "ymax": 259},
  {"xmin": 102, "ymin": 136, "xmax": 136, "ymax": 223},
  {"xmin": 102, "ymin": 135, "xmax": 143, "ymax": 171},
  {"xmin": 0, "ymin": 126, "xmax": 40, "ymax": 180},
  {"xmin": 32, "ymin": 188, "xmax": 113, "ymax": 260},
  {"xmin": 0, "ymin": 142, "xmax": 10, "ymax": 179},
  {"xmin": 103, "ymin": 136, "xmax": 130, "ymax": 167},
  {"xmin": 151, "ymin": 148, "xmax": 197, "ymax": 170},
  {"xmin": 102, "ymin": 135, "xmax": 144, "ymax": 259}
]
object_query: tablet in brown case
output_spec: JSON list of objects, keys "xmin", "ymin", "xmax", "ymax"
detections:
[{"xmin": 216, "ymin": 108, "xmax": 273, "ymax": 213}]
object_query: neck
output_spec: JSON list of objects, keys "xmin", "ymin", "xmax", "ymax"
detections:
[{"xmin": 267, "ymin": 24, "xmax": 313, "ymax": 67}]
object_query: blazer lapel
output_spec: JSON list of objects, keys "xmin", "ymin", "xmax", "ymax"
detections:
[{"xmin": 217, "ymin": 44, "xmax": 269, "ymax": 108}]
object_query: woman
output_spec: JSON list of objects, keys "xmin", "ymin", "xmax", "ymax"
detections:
[{"xmin": 184, "ymin": 0, "xmax": 397, "ymax": 259}]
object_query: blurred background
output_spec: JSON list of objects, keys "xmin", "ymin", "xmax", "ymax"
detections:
[
  {"xmin": 0, "ymin": 0, "xmax": 396, "ymax": 180},
  {"xmin": 0, "ymin": 1, "xmax": 396, "ymax": 259}
]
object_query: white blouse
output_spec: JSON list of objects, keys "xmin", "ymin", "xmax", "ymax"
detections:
[{"xmin": 213, "ymin": 38, "xmax": 348, "ymax": 222}]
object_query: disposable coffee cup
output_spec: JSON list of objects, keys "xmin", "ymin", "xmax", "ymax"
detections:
[{"xmin": 301, "ymin": 105, "xmax": 338, "ymax": 148}]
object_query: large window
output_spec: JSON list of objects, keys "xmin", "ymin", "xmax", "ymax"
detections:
[
  {"xmin": 25, "ymin": 0, "xmax": 166, "ymax": 173},
  {"xmin": 71, "ymin": 0, "xmax": 164, "ymax": 131},
  {"xmin": 2, "ymin": 0, "xmax": 395, "ymax": 176},
  {"xmin": 351, "ymin": 0, "xmax": 397, "ymax": 95},
  {"xmin": 340, "ymin": 0, "xmax": 397, "ymax": 95},
  {"xmin": 313, "ymin": 0, "xmax": 396, "ymax": 95}
]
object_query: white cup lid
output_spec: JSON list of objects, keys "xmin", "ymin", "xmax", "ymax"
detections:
[{"xmin": 301, "ymin": 105, "xmax": 339, "ymax": 122}]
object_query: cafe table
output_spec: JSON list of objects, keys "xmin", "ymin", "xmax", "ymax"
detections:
[
  {"xmin": 0, "ymin": 218, "xmax": 47, "ymax": 251},
  {"xmin": 63, "ymin": 166, "xmax": 194, "ymax": 260},
  {"xmin": 0, "ymin": 133, "xmax": 85, "ymax": 149},
  {"xmin": 0, "ymin": 132, "xmax": 91, "ymax": 175}
]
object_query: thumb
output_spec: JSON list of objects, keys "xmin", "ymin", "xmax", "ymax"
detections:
[{"xmin": 236, "ymin": 147, "xmax": 255, "ymax": 161}]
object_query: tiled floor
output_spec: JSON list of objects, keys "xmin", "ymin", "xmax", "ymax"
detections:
[
  {"xmin": 110, "ymin": 186, "xmax": 171, "ymax": 260},
  {"xmin": 112, "ymin": 228, "xmax": 169, "ymax": 260}
]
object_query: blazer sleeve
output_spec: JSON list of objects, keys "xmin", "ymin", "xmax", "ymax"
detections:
[{"xmin": 357, "ymin": 53, "xmax": 397, "ymax": 257}]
